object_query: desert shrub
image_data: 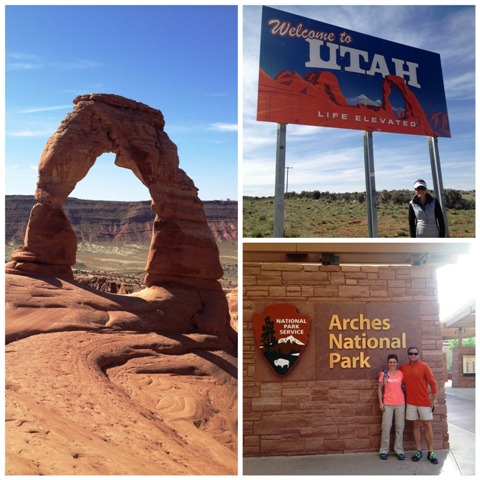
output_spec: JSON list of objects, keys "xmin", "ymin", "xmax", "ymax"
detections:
[
  {"xmin": 444, "ymin": 189, "xmax": 475, "ymax": 210},
  {"xmin": 391, "ymin": 190, "xmax": 412, "ymax": 205},
  {"xmin": 378, "ymin": 190, "xmax": 392, "ymax": 204}
]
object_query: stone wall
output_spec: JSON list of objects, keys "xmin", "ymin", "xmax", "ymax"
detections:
[
  {"xmin": 452, "ymin": 346, "xmax": 475, "ymax": 388},
  {"xmin": 243, "ymin": 262, "xmax": 449, "ymax": 457}
]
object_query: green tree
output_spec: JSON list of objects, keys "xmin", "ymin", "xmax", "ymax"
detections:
[{"xmin": 449, "ymin": 338, "xmax": 476, "ymax": 350}]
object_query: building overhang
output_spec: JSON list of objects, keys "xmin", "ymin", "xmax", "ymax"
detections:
[{"xmin": 243, "ymin": 241, "xmax": 472, "ymax": 266}]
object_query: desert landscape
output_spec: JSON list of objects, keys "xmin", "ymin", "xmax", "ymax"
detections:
[
  {"xmin": 6, "ymin": 195, "xmax": 238, "ymax": 292},
  {"xmin": 5, "ymin": 94, "xmax": 238, "ymax": 475},
  {"xmin": 6, "ymin": 273, "xmax": 238, "ymax": 475},
  {"xmin": 5, "ymin": 201, "xmax": 238, "ymax": 474}
]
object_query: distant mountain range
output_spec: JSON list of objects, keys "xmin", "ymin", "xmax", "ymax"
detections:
[
  {"xmin": 5, "ymin": 195, "xmax": 237, "ymax": 246},
  {"xmin": 347, "ymin": 94, "xmax": 381, "ymax": 108},
  {"xmin": 347, "ymin": 94, "xmax": 405, "ymax": 113}
]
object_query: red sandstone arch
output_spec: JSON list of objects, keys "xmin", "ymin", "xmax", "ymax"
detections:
[
  {"xmin": 381, "ymin": 75, "xmax": 435, "ymax": 136},
  {"xmin": 7, "ymin": 94, "xmax": 223, "ymax": 289}
]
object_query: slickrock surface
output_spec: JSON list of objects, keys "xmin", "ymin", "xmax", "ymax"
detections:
[{"xmin": 6, "ymin": 274, "xmax": 237, "ymax": 475}]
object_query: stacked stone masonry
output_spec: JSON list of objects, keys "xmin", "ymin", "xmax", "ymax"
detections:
[{"xmin": 244, "ymin": 262, "xmax": 449, "ymax": 457}]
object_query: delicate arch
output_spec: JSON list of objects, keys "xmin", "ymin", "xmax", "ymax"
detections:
[
  {"xmin": 381, "ymin": 75, "xmax": 435, "ymax": 136},
  {"xmin": 8, "ymin": 94, "xmax": 223, "ymax": 289}
]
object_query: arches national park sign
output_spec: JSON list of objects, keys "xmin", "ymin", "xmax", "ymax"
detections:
[
  {"xmin": 254, "ymin": 302, "xmax": 420, "ymax": 379},
  {"xmin": 257, "ymin": 6, "xmax": 450, "ymax": 137}
]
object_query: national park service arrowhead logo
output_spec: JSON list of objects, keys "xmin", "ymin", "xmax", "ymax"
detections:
[{"xmin": 253, "ymin": 304, "xmax": 311, "ymax": 377}]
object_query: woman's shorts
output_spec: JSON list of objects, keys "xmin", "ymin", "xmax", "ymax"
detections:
[{"xmin": 406, "ymin": 403, "xmax": 433, "ymax": 421}]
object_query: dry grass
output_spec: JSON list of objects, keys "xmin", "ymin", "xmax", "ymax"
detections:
[{"xmin": 243, "ymin": 195, "xmax": 475, "ymax": 238}]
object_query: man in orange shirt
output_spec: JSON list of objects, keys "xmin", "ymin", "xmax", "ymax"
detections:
[{"xmin": 400, "ymin": 346, "xmax": 438, "ymax": 464}]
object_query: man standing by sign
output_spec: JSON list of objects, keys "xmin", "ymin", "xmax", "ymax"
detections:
[{"xmin": 400, "ymin": 347, "xmax": 438, "ymax": 464}]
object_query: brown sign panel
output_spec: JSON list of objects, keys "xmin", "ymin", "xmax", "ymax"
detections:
[
  {"xmin": 253, "ymin": 304, "xmax": 311, "ymax": 377},
  {"xmin": 315, "ymin": 302, "xmax": 421, "ymax": 380}
]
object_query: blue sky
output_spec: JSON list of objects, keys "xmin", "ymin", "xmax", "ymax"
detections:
[
  {"xmin": 5, "ymin": 5, "xmax": 238, "ymax": 201},
  {"xmin": 243, "ymin": 5, "xmax": 476, "ymax": 196}
]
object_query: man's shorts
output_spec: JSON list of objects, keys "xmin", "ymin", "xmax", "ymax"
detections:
[{"xmin": 406, "ymin": 403, "xmax": 433, "ymax": 421}]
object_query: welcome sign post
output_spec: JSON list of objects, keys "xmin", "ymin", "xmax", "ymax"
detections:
[{"xmin": 257, "ymin": 6, "xmax": 450, "ymax": 237}]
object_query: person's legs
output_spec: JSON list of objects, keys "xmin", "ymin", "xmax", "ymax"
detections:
[
  {"xmin": 416, "ymin": 406, "xmax": 435, "ymax": 456},
  {"xmin": 423, "ymin": 420, "xmax": 434, "ymax": 451},
  {"xmin": 380, "ymin": 405, "xmax": 394, "ymax": 455},
  {"xmin": 412, "ymin": 420, "xmax": 422, "ymax": 451},
  {"xmin": 423, "ymin": 420, "xmax": 438, "ymax": 464},
  {"xmin": 406, "ymin": 404, "xmax": 423, "ymax": 461},
  {"xmin": 393, "ymin": 404, "xmax": 405, "ymax": 455}
]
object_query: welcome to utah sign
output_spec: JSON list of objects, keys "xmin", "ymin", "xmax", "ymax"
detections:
[{"xmin": 257, "ymin": 7, "xmax": 450, "ymax": 137}]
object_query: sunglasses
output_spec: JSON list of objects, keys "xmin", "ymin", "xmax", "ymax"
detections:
[
  {"xmin": 408, "ymin": 352, "xmax": 419, "ymax": 356},
  {"xmin": 415, "ymin": 187, "xmax": 426, "ymax": 191}
]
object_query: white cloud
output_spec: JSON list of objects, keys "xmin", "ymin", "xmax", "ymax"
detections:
[
  {"xmin": 19, "ymin": 105, "xmax": 72, "ymax": 114},
  {"xmin": 209, "ymin": 122, "xmax": 238, "ymax": 132},
  {"xmin": 7, "ymin": 128, "xmax": 54, "ymax": 137},
  {"xmin": 6, "ymin": 52, "xmax": 101, "ymax": 71}
]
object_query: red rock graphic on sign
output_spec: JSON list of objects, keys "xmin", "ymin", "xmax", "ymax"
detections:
[
  {"xmin": 253, "ymin": 304, "xmax": 311, "ymax": 377},
  {"xmin": 257, "ymin": 69, "xmax": 451, "ymax": 137}
]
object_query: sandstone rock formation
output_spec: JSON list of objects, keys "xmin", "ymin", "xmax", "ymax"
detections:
[
  {"xmin": 305, "ymin": 71, "xmax": 349, "ymax": 106},
  {"xmin": 7, "ymin": 93, "xmax": 223, "ymax": 287},
  {"xmin": 6, "ymin": 93, "xmax": 230, "ymax": 334},
  {"xmin": 5, "ymin": 94, "xmax": 237, "ymax": 475}
]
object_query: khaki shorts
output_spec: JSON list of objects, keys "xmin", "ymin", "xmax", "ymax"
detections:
[{"xmin": 406, "ymin": 403, "xmax": 433, "ymax": 421}]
